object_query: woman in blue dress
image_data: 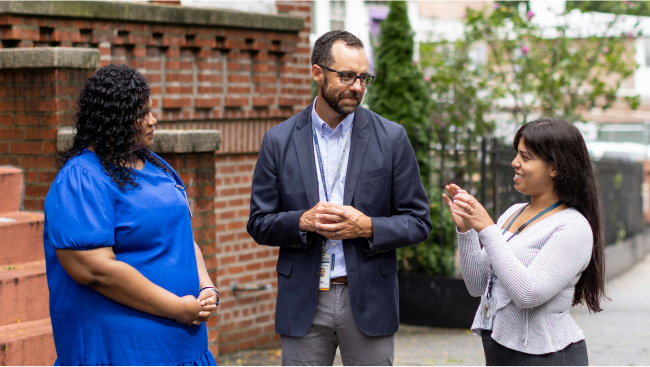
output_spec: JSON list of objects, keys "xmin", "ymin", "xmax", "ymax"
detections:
[{"xmin": 44, "ymin": 64, "xmax": 218, "ymax": 366}]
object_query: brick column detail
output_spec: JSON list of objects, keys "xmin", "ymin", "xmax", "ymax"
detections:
[{"xmin": 0, "ymin": 48, "xmax": 99, "ymax": 210}]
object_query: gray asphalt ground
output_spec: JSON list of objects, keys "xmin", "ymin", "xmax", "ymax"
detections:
[{"xmin": 220, "ymin": 253, "xmax": 650, "ymax": 366}]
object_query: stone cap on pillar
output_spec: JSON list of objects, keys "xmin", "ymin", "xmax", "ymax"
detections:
[
  {"xmin": 0, "ymin": 1, "xmax": 304, "ymax": 31},
  {"xmin": 57, "ymin": 127, "xmax": 221, "ymax": 153},
  {"xmin": 0, "ymin": 48, "xmax": 99, "ymax": 69}
]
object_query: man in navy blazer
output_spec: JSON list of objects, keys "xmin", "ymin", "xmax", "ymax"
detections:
[{"xmin": 247, "ymin": 31, "xmax": 431, "ymax": 365}]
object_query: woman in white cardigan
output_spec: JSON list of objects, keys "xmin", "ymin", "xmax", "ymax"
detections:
[{"xmin": 443, "ymin": 118, "xmax": 606, "ymax": 366}]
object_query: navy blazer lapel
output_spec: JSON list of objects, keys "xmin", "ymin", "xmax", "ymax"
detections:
[
  {"xmin": 344, "ymin": 107, "xmax": 371, "ymax": 206},
  {"xmin": 294, "ymin": 103, "xmax": 319, "ymax": 208}
]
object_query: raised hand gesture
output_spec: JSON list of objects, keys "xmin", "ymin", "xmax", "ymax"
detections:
[
  {"xmin": 442, "ymin": 183, "xmax": 472, "ymax": 233},
  {"xmin": 451, "ymin": 189, "xmax": 495, "ymax": 233}
]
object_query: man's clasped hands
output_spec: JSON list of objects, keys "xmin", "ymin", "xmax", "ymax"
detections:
[{"xmin": 299, "ymin": 202, "xmax": 374, "ymax": 240}]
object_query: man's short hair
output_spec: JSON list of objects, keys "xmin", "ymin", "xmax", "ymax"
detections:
[{"xmin": 311, "ymin": 30, "xmax": 364, "ymax": 67}]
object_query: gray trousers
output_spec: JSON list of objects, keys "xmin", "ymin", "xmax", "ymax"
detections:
[{"xmin": 281, "ymin": 284, "xmax": 395, "ymax": 366}]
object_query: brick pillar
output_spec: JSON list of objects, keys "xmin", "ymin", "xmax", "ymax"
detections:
[
  {"xmin": 211, "ymin": 0, "xmax": 314, "ymax": 355},
  {"xmin": 214, "ymin": 153, "xmax": 281, "ymax": 355},
  {"xmin": 0, "ymin": 48, "xmax": 99, "ymax": 210},
  {"xmin": 277, "ymin": 0, "xmax": 314, "ymax": 110}
]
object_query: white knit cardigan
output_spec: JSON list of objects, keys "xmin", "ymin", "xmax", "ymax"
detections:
[{"xmin": 457, "ymin": 203, "xmax": 593, "ymax": 354}]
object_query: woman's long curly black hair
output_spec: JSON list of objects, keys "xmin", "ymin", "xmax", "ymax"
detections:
[
  {"xmin": 514, "ymin": 118, "xmax": 607, "ymax": 313},
  {"xmin": 60, "ymin": 64, "xmax": 171, "ymax": 191}
]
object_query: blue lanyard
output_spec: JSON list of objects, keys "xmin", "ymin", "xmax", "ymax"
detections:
[
  {"xmin": 485, "ymin": 200, "xmax": 562, "ymax": 298},
  {"xmin": 175, "ymin": 185, "xmax": 193, "ymax": 218},
  {"xmin": 311, "ymin": 122, "xmax": 351, "ymax": 203},
  {"xmin": 502, "ymin": 201, "xmax": 562, "ymax": 242}
]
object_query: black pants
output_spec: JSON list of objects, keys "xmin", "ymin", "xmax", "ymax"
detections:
[{"xmin": 481, "ymin": 330, "xmax": 588, "ymax": 366}]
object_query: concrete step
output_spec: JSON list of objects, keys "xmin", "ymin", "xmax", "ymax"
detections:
[
  {"xmin": 0, "ymin": 318, "xmax": 56, "ymax": 365},
  {"xmin": 0, "ymin": 166, "xmax": 23, "ymax": 213},
  {"xmin": 0, "ymin": 260, "xmax": 49, "ymax": 327},
  {"xmin": 0, "ymin": 211, "xmax": 45, "ymax": 265}
]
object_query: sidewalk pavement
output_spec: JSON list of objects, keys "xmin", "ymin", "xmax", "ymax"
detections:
[{"xmin": 220, "ymin": 252, "xmax": 650, "ymax": 366}]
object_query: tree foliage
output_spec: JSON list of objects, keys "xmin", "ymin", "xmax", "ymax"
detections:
[
  {"xmin": 566, "ymin": 1, "xmax": 650, "ymax": 17},
  {"xmin": 421, "ymin": 36, "xmax": 495, "ymax": 135},
  {"xmin": 423, "ymin": 4, "xmax": 640, "ymax": 127},
  {"xmin": 366, "ymin": 1, "xmax": 431, "ymax": 173},
  {"xmin": 367, "ymin": 1, "xmax": 459, "ymax": 277},
  {"xmin": 458, "ymin": 4, "xmax": 641, "ymax": 125}
]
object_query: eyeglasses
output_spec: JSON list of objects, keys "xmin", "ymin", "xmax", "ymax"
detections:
[{"xmin": 318, "ymin": 65, "xmax": 375, "ymax": 87}]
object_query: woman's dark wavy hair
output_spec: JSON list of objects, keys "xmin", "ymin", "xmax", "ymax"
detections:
[
  {"xmin": 514, "ymin": 118, "xmax": 607, "ymax": 313},
  {"xmin": 60, "ymin": 64, "xmax": 171, "ymax": 191}
]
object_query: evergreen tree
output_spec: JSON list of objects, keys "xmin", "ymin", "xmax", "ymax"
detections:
[
  {"xmin": 366, "ymin": 1, "xmax": 431, "ymax": 177},
  {"xmin": 368, "ymin": 2, "xmax": 457, "ymax": 277}
]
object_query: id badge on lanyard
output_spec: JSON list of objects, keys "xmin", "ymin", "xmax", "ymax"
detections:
[
  {"xmin": 312, "ymin": 121, "xmax": 349, "ymax": 291},
  {"xmin": 480, "ymin": 267, "xmax": 496, "ymax": 330},
  {"xmin": 319, "ymin": 254, "xmax": 332, "ymax": 290},
  {"xmin": 479, "ymin": 201, "xmax": 562, "ymax": 329}
]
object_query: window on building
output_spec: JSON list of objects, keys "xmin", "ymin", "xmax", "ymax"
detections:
[
  {"xmin": 469, "ymin": 42, "xmax": 487, "ymax": 66},
  {"xmin": 645, "ymin": 38, "xmax": 650, "ymax": 67},
  {"xmin": 330, "ymin": 1, "xmax": 346, "ymax": 30}
]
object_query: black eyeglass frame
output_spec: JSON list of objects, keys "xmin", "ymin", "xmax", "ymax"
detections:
[{"xmin": 318, "ymin": 65, "xmax": 375, "ymax": 87}]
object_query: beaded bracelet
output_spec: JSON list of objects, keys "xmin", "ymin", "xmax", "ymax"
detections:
[{"xmin": 200, "ymin": 286, "xmax": 220, "ymax": 306}]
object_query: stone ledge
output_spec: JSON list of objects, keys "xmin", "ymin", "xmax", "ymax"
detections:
[
  {"xmin": 57, "ymin": 127, "xmax": 221, "ymax": 154},
  {"xmin": 0, "ymin": 48, "xmax": 100, "ymax": 69},
  {"xmin": 0, "ymin": 1, "xmax": 304, "ymax": 32}
]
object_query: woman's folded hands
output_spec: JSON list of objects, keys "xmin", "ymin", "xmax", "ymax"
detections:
[{"xmin": 176, "ymin": 292, "xmax": 218, "ymax": 326}]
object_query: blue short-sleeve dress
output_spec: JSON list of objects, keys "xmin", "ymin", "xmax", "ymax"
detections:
[{"xmin": 43, "ymin": 149, "xmax": 216, "ymax": 366}]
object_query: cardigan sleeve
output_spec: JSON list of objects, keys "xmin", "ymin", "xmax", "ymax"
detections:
[{"xmin": 457, "ymin": 228, "xmax": 490, "ymax": 297}]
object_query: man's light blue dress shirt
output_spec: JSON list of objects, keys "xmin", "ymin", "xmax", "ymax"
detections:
[{"xmin": 308, "ymin": 97, "xmax": 354, "ymax": 278}]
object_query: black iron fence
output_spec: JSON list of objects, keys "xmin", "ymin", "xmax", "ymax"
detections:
[{"xmin": 595, "ymin": 159, "xmax": 644, "ymax": 245}]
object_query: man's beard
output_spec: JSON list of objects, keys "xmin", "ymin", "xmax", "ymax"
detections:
[{"xmin": 321, "ymin": 75, "xmax": 363, "ymax": 115}]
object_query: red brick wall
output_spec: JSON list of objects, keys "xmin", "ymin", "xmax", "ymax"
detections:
[
  {"xmin": 158, "ymin": 152, "xmax": 219, "ymax": 352},
  {"xmin": 276, "ymin": 0, "xmax": 313, "ymax": 113},
  {"xmin": 158, "ymin": 1, "xmax": 314, "ymax": 355},
  {"xmin": 213, "ymin": 153, "xmax": 280, "ymax": 355},
  {"xmin": 0, "ymin": 68, "xmax": 92, "ymax": 210},
  {"xmin": 0, "ymin": 0, "xmax": 314, "ymax": 358},
  {"xmin": 90, "ymin": 19, "xmax": 307, "ymax": 122},
  {"xmin": 209, "ymin": 1, "xmax": 313, "ymax": 355},
  {"xmin": 0, "ymin": 7, "xmax": 312, "ymax": 200}
]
